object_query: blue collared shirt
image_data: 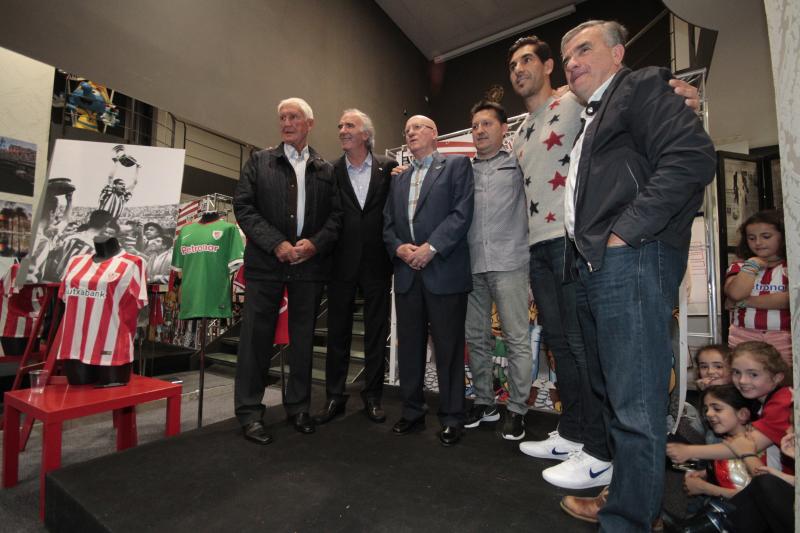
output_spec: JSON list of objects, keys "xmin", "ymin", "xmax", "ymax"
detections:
[
  {"xmin": 408, "ymin": 153, "xmax": 434, "ymax": 241},
  {"xmin": 346, "ymin": 152, "xmax": 373, "ymax": 209},
  {"xmin": 469, "ymin": 149, "xmax": 529, "ymax": 273}
]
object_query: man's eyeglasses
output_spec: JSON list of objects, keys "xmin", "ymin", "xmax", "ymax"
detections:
[{"xmin": 404, "ymin": 123, "xmax": 434, "ymax": 137}]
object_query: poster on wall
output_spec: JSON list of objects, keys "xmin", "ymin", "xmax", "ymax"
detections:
[
  {"xmin": 22, "ymin": 140, "xmax": 185, "ymax": 285},
  {"xmin": 0, "ymin": 136, "xmax": 36, "ymax": 196},
  {"xmin": 686, "ymin": 216, "xmax": 709, "ymax": 315},
  {"xmin": 0, "ymin": 199, "xmax": 34, "ymax": 260},
  {"xmin": 719, "ymin": 153, "xmax": 761, "ymax": 249}
]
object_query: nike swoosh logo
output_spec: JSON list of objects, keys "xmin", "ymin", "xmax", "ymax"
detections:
[
  {"xmin": 589, "ymin": 466, "xmax": 611, "ymax": 478},
  {"xmin": 550, "ymin": 448, "xmax": 569, "ymax": 456}
]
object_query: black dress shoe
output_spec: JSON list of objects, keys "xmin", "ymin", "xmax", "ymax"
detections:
[
  {"xmin": 364, "ymin": 399, "xmax": 386, "ymax": 423},
  {"xmin": 438, "ymin": 425, "xmax": 461, "ymax": 446},
  {"xmin": 243, "ymin": 421, "xmax": 273, "ymax": 445},
  {"xmin": 392, "ymin": 417, "xmax": 425, "ymax": 435},
  {"xmin": 312, "ymin": 400, "xmax": 346, "ymax": 425},
  {"xmin": 288, "ymin": 412, "xmax": 315, "ymax": 434}
]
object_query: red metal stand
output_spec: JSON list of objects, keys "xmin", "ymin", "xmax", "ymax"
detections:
[{"xmin": 0, "ymin": 283, "xmax": 61, "ymax": 434}]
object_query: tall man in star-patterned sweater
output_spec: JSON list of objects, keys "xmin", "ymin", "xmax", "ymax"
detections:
[{"xmin": 508, "ymin": 35, "xmax": 611, "ymax": 491}]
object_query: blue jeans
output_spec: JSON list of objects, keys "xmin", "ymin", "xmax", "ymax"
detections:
[
  {"xmin": 576, "ymin": 240, "xmax": 688, "ymax": 532},
  {"xmin": 465, "ymin": 265, "xmax": 532, "ymax": 415},
  {"xmin": 529, "ymin": 237, "xmax": 604, "ymax": 454}
]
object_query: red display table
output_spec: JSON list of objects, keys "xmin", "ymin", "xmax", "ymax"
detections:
[{"xmin": 2, "ymin": 374, "xmax": 182, "ymax": 519}]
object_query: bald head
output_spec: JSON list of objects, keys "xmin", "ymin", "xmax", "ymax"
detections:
[{"xmin": 404, "ymin": 115, "xmax": 438, "ymax": 159}]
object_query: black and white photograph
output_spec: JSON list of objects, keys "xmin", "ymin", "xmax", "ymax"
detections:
[
  {"xmin": 716, "ymin": 151, "xmax": 761, "ymax": 250},
  {"xmin": 24, "ymin": 139, "xmax": 185, "ymax": 284}
]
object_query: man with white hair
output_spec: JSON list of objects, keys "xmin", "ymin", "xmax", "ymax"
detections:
[
  {"xmin": 313, "ymin": 109, "xmax": 398, "ymax": 425},
  {"xmin": 234, "ymin": 97, "xmax": 341, "ymax": 443}
]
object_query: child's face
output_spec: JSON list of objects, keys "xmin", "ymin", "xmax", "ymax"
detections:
[
  {"xmin": 697, "ymin": 349, "xmax": 731, "ymax": 385},
  {"xmin": 746, "ymin": 222, "xmax": 783, "ymax": 260},
  {"xmin": 732, "ymin": 352, "xmax": 783, "ymax": 400},
  {"xmin": 703, "ymin": 393, "xmax": 748, "ymax": 436}
]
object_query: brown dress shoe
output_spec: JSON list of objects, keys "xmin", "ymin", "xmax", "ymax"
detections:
[
  {"xmin": 559, "ymin": 486, "xmax": 608, "ymax": 523},
  {"xmin": 561, "ymin": 487, "xmax": 664, "ymax": 531}
]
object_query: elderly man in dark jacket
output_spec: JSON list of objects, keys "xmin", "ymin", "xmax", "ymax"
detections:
[{"xmin": 233, "ymin": 97, "xmax": 341, "ymax": 443}]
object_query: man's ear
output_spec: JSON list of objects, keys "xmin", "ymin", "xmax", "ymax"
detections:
[
  {"xmin": 544, "ymin": 57, "xmax": 554, "ymax": 76},
  {"xmin": 612, "ymin": 44, "xmax": 625, "ymax": 66}
]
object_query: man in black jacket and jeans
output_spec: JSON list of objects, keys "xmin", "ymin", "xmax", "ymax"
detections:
[
  {"xmin": 233, "ymin": 97, "xmax": 341, "ymax": 443},
  {"xmin": 558, "ymin": 21, "xmax": 715, "ymax": 531}
]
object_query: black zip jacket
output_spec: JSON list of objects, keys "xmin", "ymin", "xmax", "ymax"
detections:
[
  {"xmin": 571, "ymin": 67, "xmax": 716, "ymax": 272},
  {"xmin": 233, "ymin": 144, "xmax": 341, "ymax": 281}
]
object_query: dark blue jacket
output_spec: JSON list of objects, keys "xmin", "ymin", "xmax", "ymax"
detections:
[{"xmin": 383, "ymin": 152, "xmax": 474, "ymax": 295}]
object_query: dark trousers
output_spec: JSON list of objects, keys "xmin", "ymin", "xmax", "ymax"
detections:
[
  {"xmin": 234, "ymin": 279, "xmax": 324, "ymax": 425},
  {"xmin": 395, "ymin": 273, "xmax": 467, "ymax": 427},
  {"xmin": 729, "ymin": 474, "xmax": 793, "ymax": 533},
  {"xmin": 325, "ymin": 275, "xmax": 390, "ymax": 403},
  {"xmin": 530, "ymin": 237, "xmax": 606, "ymax": 457}
]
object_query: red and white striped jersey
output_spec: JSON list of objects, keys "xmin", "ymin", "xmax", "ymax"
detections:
[
  {"xmin": 727, "ymin": 260, "xmax": 790, "ymax": 331},
  {"xmin": 98, "ymin": 184, "xmax": 132, "ymax": 218},
  {"xmin": 176, "ymin": 199, "xmax": 201, "ymax": 233},
  {"xmin": 0, "ymin": 263, "xmax": 45, "ymax": 339},
  {"xmin": 56, "ymin": 251, "xmax": 148, "ymax": 366}
]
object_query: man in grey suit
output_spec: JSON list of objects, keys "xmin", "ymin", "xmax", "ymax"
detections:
[{"xmin": 383, "ymin": 115, "xmax": 474, "ymax": 447}]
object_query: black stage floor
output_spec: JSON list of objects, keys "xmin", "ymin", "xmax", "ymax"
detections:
[{"xmin": 45, "ymin": 387, "xmax": 682, "ymax": 532}]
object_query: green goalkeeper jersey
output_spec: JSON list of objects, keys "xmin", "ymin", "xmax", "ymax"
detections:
[{"xmin": 171, "ymin": 219, "xmax": 244, "ymax": 319}]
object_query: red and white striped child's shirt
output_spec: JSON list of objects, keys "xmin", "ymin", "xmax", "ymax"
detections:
[{"xmin": 727, "ymin": 260, "xmax": 790, "ymax": 331}]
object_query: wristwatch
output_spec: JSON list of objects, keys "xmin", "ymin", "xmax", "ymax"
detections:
[{"xmin": 429, "ymin": 243, "xmax": 437, "ymax": 254}]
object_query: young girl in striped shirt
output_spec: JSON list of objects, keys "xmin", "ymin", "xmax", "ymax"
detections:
[{"xmin": 724, "ymin": 210, "xmax": 791, "ymax": 370}]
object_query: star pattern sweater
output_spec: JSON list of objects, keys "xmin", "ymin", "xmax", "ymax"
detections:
[{"xmin": 513, "ymin": 92, "xmax": 583, "ymax": 246}]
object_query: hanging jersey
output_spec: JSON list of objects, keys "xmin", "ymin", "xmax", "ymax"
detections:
[
  {"xmin": 171, "ymin": 219, "xmax": 244, "ymax": 319},
  {"xmin": 726, "ymin": 260, "xmax": 790, "ymax": 330},
  {"xmin": 0, "ymin": 263, "xmax": 45, "ymax": 339},
  {"xmin": 56, "ymin": 251, "xmax": 148, "ymax": 366},
  {"xmin": 98, "ymin": 184, "xmax": 132, "ymax": 218}
]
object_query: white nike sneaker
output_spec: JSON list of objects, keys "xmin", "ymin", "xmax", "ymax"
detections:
[
  {"xmin": 519, "ymin": 430, "xmax": 583, "ymax": 461},
  {"xmin": 542, "ymin": 450, "xmax": 613, "ymax": 489}
]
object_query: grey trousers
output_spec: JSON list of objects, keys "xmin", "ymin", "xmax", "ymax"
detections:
[{"xmin": 465, "ymin": 266, "xmax": 533, "ymax": 415}]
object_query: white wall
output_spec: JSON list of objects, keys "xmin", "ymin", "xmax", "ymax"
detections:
[
  {"xmin": 762, "ymin": 0, "xmax": 800, "ymax": 526},
  {"xmin": 0, "ymin": 46, "xmax": 54, "ymax": 207},
  {"xmin": 663, "ymin": 0, "xmax": 778, "ymax": 149}
]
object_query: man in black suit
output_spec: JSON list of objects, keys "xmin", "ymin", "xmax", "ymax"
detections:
[
  {"xmin": 313, "ymin": 109, "xmax": 398, "ymax": 425},
  {"xmin": 383, "ymin": 115, "xmax": 474, "ymax": 447}
]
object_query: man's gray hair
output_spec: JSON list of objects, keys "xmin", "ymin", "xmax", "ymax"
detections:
[
  {"xmin": 277, "ymin": 97, "xmax": 314, "ymax": 120},
  {"xmin": 342, "ymin": 108, "xmax": 376, "ymax": 150},
  {"xmin": 561, "ymin": 20, "xmax": 629, "ymax": 54}
]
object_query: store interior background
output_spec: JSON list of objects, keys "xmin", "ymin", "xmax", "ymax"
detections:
[{"xmin": 0, "ymin": 0, "xmax": 797, "ymax": 524}]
